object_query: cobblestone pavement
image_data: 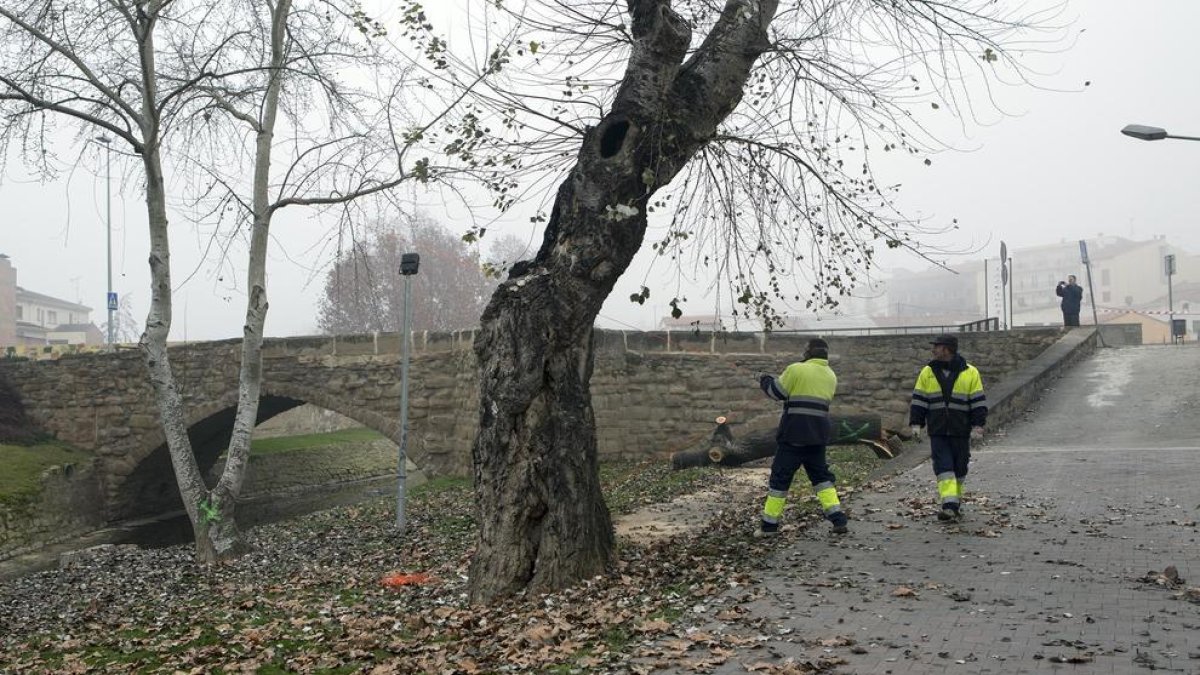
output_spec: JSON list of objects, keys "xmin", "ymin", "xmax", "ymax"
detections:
[{"xmin": 659, "ymin": 344, "xmax": 1200, "ymax": 674}]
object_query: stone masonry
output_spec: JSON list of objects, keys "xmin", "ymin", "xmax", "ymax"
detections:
[{"xmin": 0, "ymin": 328, "xmax": 1063, "ymax": 522}]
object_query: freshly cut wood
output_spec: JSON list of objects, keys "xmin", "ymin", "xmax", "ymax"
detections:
[{"xmin": 671, "ymin": 414, "xmax": 894, "ymax": 469}]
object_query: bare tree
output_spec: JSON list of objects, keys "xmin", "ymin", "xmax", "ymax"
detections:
[
  {"xmin": 0, "ymin": 0, "xmax": 453, "ymax": 561},
  {"xmin": 400, "ymin": 0, "xmax": 1064, "ymax": 601},
  {"xmin": 317, "ymin": 215, "xmax": 492, "ymax": 333}
]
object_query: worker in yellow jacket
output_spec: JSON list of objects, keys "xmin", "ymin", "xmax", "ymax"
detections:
[
  {"xmin": 909, "ymin": 334, "xmax": 987, "ymax": 522},
  {"xmin": 756, "ymin": 338, "xmax": 848, "ymax": 537}
]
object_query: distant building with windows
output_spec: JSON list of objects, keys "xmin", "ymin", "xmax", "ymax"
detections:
[
  {"xmin": 0, "ymin": 253, "xmax": 102, "ymax": 348},
  {"xmin": 880, "ymin": 236, "xmax": 1200, "ymax": 334}
]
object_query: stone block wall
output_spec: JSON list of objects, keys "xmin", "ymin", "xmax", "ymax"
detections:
[
  {"xmin": 0, "ymin": 462, "xmax": 104, "ymax": 560},
  {"xmin": 0, "ymin": 327, "xmax": 1067, "ymax": 505},
  {"xmin": 398, "ymin": 327, "xmax": 1065, "ymax": 474}
]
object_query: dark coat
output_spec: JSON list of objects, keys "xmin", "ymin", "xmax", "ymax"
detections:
[{"xmin": 1056, "ymin": 282, "xmax": 1083, "ymax": 313}]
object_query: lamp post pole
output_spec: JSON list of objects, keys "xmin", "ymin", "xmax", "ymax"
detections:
[
  {"xmin": 396, "ymin": 252, "xmax": 420, "ymax": 533},
  {"xmin": 97, "ymin": 135, "xmax": 114, "ymax": 345},
  {"xmin": 1165, "ymin": 254, "xmax": 1176, "ymax": 342},
  {"xmin": 1120, "ymin": 124, "xmax": 1197, "ymax": 342}
]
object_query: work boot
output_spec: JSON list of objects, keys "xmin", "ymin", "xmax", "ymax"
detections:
[
  {"xmin": 754, "ymin": 520, "xmax": 780, "ymax": 539},
  {"xmin": 937, "ymin": 507, "xmax": 961, "ymax": 522},
  {"xmin": 830, "ymin": 513, "xmax": 849, "ymax": 535}
]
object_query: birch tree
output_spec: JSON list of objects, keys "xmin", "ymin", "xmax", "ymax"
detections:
[
  {"xmin": 0, "ymin": 0, "xmax": 450, "ymax": 561},
  {"xmin": 400, "ymin": 0, "xmax": 1062, "ymax": 602}
]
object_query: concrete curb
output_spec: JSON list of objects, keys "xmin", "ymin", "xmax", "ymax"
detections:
[{"xmin": 985, "ymin": 327, "xmax": 1100, "ymax": 430}]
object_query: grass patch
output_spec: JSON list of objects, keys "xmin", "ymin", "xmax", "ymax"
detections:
[
  {"xmin": 0, "ymin": 443, "xmax": 93, "ymax": 506},
  {"xmin": 250, "ymin": 428, "xmax": 387, "ymax": 456}
]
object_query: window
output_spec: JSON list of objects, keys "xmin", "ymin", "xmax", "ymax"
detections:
[
  {"xmin": 1125, "ymin": 296, "xmax": 1133, "ymax": 307},
  {"xmin": 15, "ymin": 305, "xmax": 21, "ymax": 319},
  {"xmin": 37, "ymin": 308, "xmax": 44, "ymax": 324},
  {"xmin": 47, "ymin": 310, "xmax": 57, "ymax": 325},
  {"xmin": 1102, "ymin": 291, "xmax": 1111, "ymax": 303},
  {"xmin": 1101, "ymin": 269, "xmax": 1110, "ymax": 286}
]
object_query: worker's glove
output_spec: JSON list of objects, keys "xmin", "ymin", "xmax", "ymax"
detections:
[
  {"xmin": 758, "ymin": 373, "xmax": 773, "ymax": 387},
  {"xmin": 970, "ymin": 426, "xmax": 985, "ymax": 441},
  {"xmin": 910, "ymin": 425, "xmax": 923, "ymax": 442}
]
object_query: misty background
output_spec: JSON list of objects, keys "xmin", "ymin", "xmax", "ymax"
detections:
[{"xmin": 2, "ymin": 0, "xmax": 1198, "ymax": 341}]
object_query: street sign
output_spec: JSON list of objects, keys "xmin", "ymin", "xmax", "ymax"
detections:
[
  {"xmin": 1079, "ymin": 240, "xmax": 1089, "ymax": 265},
  {"xmin": 107, "ymin": 292, "xmax": 118, "ymax": 311},
  {"xmin": 1165, "ymin": 254, "xmax": 1176, "ymax": 275},
  {"xmin": 999, "ymin": 241, "xmax": 1007, "ymax": 265},
  {"xmin": 1001, "ymin": 260, "xmax": 1009, "ymax": 285}
]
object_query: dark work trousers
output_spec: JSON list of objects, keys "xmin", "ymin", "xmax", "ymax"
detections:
[
  {"xmin": 931, "ymin": 434, "xmax": 971, "ymax": 510},
  {"xmin": 770, "ymin": 442, "xmax": 835, "ymax": 490},
  {"xmin": 931, "ymin": 435, "xmax": 971, "ymax": 477},
  {"xmin": 1063, "ymin": 312, "xmax": 1080, "ymax": 327}
]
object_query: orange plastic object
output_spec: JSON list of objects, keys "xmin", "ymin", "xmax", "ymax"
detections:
[{"xmin": 381, "ymin": 572, "xmax": 434, "ymax": 587}]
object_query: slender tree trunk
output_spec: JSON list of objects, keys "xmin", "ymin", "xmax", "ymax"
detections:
[
  {"xmin": 131, "ymin": 8, "xmax": 218, "ymax": 561},
  {"xmin": 469, "ymin": 0, "xmax": 781, "ymax": 604},
  {"xmin": 206, "ymin": 0, "xmax": 291, "ymax": 559}
]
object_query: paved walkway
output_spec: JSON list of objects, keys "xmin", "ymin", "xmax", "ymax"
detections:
[{"xmin": 662, "ymin": 343, "xmax": 1200, "ymax": 674}]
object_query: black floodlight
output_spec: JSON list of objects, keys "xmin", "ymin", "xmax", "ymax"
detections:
[{"xmin": 399, "ymin": 252, "xmax": 420, "ymax": 275}]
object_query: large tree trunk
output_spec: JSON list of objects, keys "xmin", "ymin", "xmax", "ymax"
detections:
[{"xmin": 469, "ymin": 0, "xmax": 780, "ymax": 604}]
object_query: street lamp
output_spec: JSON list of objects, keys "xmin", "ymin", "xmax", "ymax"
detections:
[
  {"xmin": 1121, "ymin": 124, "xmax": 1195, "ymax": 342},
  {"xmin": 1121, "ymin": 124, "xmax": 1200, "ymax": 142},
  {"xmin": 395, "ymin": 252, "xmax": 420, "ymax": 533},
  {"xmin": 95, "ymin": 135, "xmax": 115, "ymax": 345}
]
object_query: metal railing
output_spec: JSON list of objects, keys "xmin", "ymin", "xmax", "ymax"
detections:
[{"xmin": 764, "ymin": 317, "xmax": 1002, "ymax": 337}]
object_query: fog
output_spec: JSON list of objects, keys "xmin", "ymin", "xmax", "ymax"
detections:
[{"xmin": 2, "ymin": 0, "xmax": 1197, "ymax": 340}]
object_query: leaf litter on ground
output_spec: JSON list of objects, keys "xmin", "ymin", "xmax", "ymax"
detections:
[{"xmin": 1, "ymin": 458, "xmax": 873, "ymax": 673}]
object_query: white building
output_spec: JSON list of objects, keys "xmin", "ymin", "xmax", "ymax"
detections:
[{"xmin": 0, "ymin": 254, "xmax": 102, "ymax": 347}]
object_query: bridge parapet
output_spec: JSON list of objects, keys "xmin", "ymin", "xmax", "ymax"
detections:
[{"xmin": 0, "ymin": 327, "xmax": 1066, "ymax": 523}]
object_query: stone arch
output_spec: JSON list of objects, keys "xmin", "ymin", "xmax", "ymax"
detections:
[{"xmin": 106, "ymin": 383, "xmax": 415, "ymax": 523}]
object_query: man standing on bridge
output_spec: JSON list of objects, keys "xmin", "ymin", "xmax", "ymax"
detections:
[
  {"xmin": 1056, "ymin": 275, "xmax": 1084, "ymax": 327},
  {"xmin": 755, "ymin": 338, "xmax": 849, "ymax": 537},
  {"xmin": 909, "ymin": 335, "xmax": 987, "ymax": 522}
]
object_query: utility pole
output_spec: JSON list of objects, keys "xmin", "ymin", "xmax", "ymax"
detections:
[
  {"xmin": 1165, "ymin": 254, "xmax": 1176, "ymax": 342},
  {"xmin": 96, "ymin": 136, "xmax": 115, "ymax": 345}
]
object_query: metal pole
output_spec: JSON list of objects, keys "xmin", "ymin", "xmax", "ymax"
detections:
[
  {"xmin": 983, "ymin": 261, "xmax": 989, "ymax": 321},
  {"xmin": 1168, "ymin": 263, "xmax": 1175, "ymax": 343},
  {"xmin": 104, "ymin": 141, "xmax": 114, "ymax": 345},
  {"xmin": 1007, "ymin": 257, "xmax": 1014, "ymax": 329},
  {"xmin": 396, "ymin": 274, "xmax": 412, "ymax": 533}
]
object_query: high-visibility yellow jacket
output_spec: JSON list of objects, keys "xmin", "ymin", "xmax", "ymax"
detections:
[
  {"xmin": 909, "ymin": 355, "xmax": 987, "ymax": 437},
  {"xmin": 761, "ymin": 358, "xmax": 837, "ymax": 446}
]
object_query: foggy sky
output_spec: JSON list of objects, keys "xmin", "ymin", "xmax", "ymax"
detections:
[{"xmin": 2, "ymin": 0, "xmax": 1197, "ymax": 340}]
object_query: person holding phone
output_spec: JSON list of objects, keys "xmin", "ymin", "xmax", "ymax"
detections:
[{"xmin": 1056, "ymin": 275, "xmax": 1084, "ymax": 327}]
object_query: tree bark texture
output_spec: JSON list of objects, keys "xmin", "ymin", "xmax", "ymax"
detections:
[
  {"xmin": 470, "ymin": 0, "xmax": 781, "ymax": 604},
  {"xmin": 130, "ymin": 9, "xmax": 220, "ymax": 562}
]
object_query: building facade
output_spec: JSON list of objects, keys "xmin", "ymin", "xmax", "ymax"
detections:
[
  {"xmin": 0, "ymin": 253, "xmax": 101, "ymax": 348},
  {"xmin": 0, "ymin": 255, "xmax": 16, "ymax": 345}
]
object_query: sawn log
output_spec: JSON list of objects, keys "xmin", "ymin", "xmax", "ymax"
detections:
[{"xmin": 670, "ymin": 414, "xmax": 902, "ymax": 470}]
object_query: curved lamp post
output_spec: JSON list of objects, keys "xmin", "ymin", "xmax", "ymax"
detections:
[
  {"xmin": 1121, "ymin": 124, "xmax": 1200, "ymax": 142},
  {"xmin": 1121, "ymin": 123, "xmax": 1196, "ymax": 342}
]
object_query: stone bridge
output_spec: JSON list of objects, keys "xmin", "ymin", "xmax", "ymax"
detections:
[{"xmin": 0, "ymin": 328, "xmax": 1073, "ymax": 523}]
